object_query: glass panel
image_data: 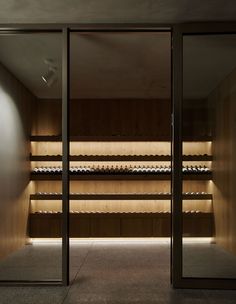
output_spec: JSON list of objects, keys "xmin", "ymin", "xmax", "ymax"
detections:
[
  {"xmin": 69, "ymin": 31, "xmax": 171, "ymax": 278},
  {"xmin": 182, "ymin": 34, "xmax": 236, "ymax": 278},
  {"xmin": 0, "ymin": 33, "xmax": 62, "ymax": 281}
]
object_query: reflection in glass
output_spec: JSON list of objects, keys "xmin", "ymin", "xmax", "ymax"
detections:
[{"xmin": 183, "ymin": 34, "xmax": 236, "ymax": 278}]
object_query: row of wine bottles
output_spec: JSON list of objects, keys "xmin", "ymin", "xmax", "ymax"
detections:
[
  {"xmin": 32, "ymin": 165, "xmax": 211, "ymax": 174},
  {"xmin": 34, "ymin": 191, "xmax": 209, "ymax": 195},
  {"xmin": 33, "ymin": 210, "xmax": 205, "ymax": 214},
  {"xmin": 31, "ymin": 153, "xmax": 210, "ymax": 157}
]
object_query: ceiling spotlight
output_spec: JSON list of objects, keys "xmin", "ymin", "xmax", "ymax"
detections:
[
  {"xmin": 42, "ymin": 58, "xmax": 58, "ymax": 87},
  {"xmin": 42, "ymin": 67, "xmax": 58, "ymax": 87}
]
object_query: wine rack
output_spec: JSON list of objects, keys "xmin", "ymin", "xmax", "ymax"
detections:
[
  {"xmin": 29, "ymin": 138, "xmax": 214, "ymax": 237},
  {"xmin": 31, "ymin": 165, "xmax": 210, "ymax": 174},
  {"xmin": 30, "ymin": 165, "xmax": 212, "ymax": 181},
  {"xmin": 30, "ymin": 192, "xmax": 212, "ymax": 200}
]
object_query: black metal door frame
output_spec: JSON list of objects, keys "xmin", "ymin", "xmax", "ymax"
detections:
[
  {"xmin": 1, "ymin": 22, "xmax": 236, "ymax": 288},
  {"xmin": 172, "ymin": 22, "xmax": 236, "ymax": 289},
  {"xmin": 0, "ymin": 24, "xmax": 170, "ymax": 286}
]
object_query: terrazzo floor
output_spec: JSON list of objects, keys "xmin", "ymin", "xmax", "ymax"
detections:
[{"xmin": 0, "ymin": 239, "xmax": 236, "ymax": 303}]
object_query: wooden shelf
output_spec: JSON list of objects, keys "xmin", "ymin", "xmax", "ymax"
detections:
[
  {"xmin": 31, "ymin": 155, "xmax": 62, "ymax": 161},
  {"xmin": 30, "ymin": 193, "xmax": 212, "ymax": 200},
  {"xmin": 30, "ymin": 154, "xmax": 212, "ymax": 162},
  {"xmin": 182, "ymin": 173, "xmax": 212, "ymax": 180},
  {"xmin": 182, "ymin": 155, "xmax": 212, "ymax": 161},
  {"xmin": 30, "ymin": 135, "xmax": 62, "ymax": 142},
  {"xmin": 30, "ymin": 172, "xmax": 212, "ymax": 181},
  {"xmin": 30, "ymin": 155, "xmax": 171, "ymax": 161},
  {"xmin": 182, "ymin": 136, "xmax": 212, "ymax": 141},
  {"xmin": 30, "ymin": 135, "xmax": 212, "ymax": 142},
  {"xmin": 182, "ymin": 194, "xmax": 212, "ymax": 200},
  {"xmin": 30, "ymin": 135, "xmax": 171, "ymax": 142}
]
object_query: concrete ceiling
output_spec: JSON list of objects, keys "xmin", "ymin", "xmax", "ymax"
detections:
[
  {"xmin": 0, "ymin": 33, "xmax": 236, "ymax": 99},
  {"xmin": 0, "ymin": 0, "xmax": 236, "ymax": 24},
  {"xmin": 0, "ymin": 32, "xmax": 171, "ymax": 99},
  {"xmin": 0, "ymin": 1, "xmax": 236, "ymax": 100},
  {"xmin": 184, "ymin": 35, "xmax": 236, "ymax": 99},
  {"xmin": 0, "ymin": 34, "xmax": 63, "ymax": 98},
  {"xmin": 70, "ymin": 32, "xmax": 171, "ymax": 99}
]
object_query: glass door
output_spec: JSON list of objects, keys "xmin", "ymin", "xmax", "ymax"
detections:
[
  {"xmin": 172, "ymin": 23, "xmax": 236, "ymax": 289},
  {"xmin": 0, "ymin": 31, "xmax": 64, "ymax": 284},
  {"xmin": 68, "ymin": 29, "xmax": 172, "ymax": 286}
]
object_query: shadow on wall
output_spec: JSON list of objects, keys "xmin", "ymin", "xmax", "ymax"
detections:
[{"xmin": 0, "ymin": 67, "xmax": 31, "ymax": 260}]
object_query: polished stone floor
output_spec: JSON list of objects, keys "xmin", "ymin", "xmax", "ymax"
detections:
[{"xmin": 0, "ymin": 239, "xmax": 236, "ymax": 303}]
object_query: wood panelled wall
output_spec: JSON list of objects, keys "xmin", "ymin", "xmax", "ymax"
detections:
[
  {"xmin": 183, "ymin": 98, "xmax": 213, "ymax": 139},
  {"xmin": 33, "ymin": 98, "xmax": 171, "ymax": 138},
  {"xmin": 0, "ymin": 63, "xmax": 35, "ymax": 260},
  {"xmin": 70, "ymin": 99, "xmax": 171, "ymax": 138},
  {"xmin": 209, "ymin": 67, "xmax": 236, "ymax": 255},
  {"xmin": 33, "ymin": 98, "xmax": 211, "ymax": 140}
]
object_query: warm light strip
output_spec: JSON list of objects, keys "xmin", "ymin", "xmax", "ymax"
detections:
[
  {"xmin": 183, "ymin": 237, "xmax": 213, "ymax": 244},
  {"xmin": 31, "ymin": 237, "xmax": 170, "ymax": 244},
  {"xmin": 31, "ymin": 237, "xmax": 213, "ymax": 245}
]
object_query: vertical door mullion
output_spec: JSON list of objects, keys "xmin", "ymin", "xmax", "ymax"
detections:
[
  {"xmin": 62, "ymin": 27, "xmax": 70, "ymax": 286},
  {"xmin": 172, "ymin": 25, "xmax": 183, "ymax": 288}
]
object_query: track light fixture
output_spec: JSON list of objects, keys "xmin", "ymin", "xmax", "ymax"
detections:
[{"xmin": 42, "ymin": 59, "xmax": 58, "ymax": 87}]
